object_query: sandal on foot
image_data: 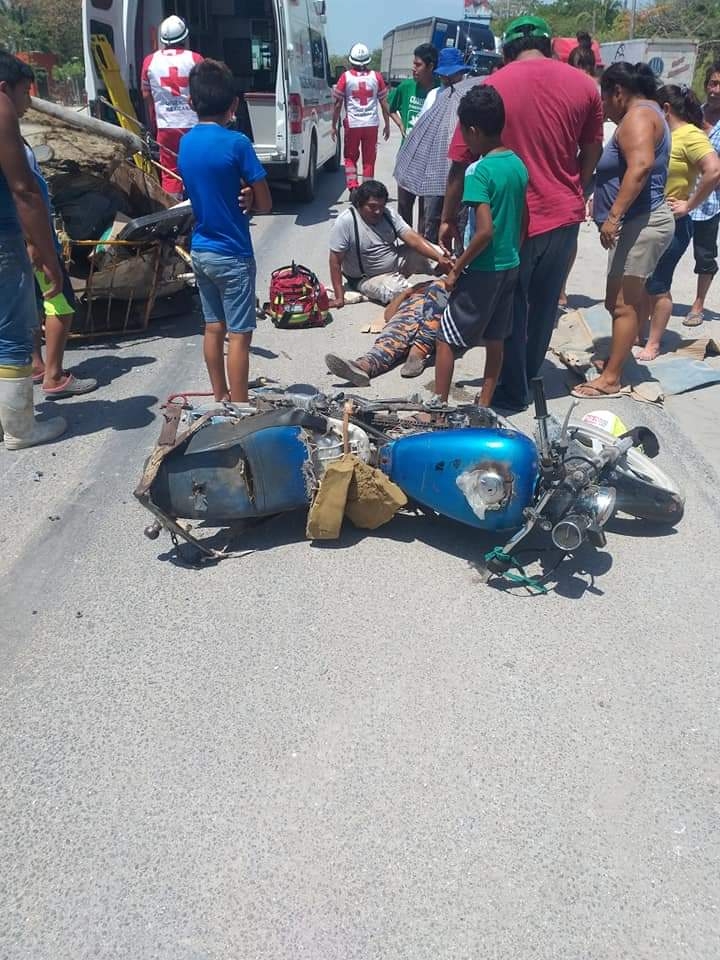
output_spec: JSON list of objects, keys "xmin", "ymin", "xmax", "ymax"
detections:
[
  {"xmin": 324, "ymin": 353, "xmax": 370, "ymax": 387},
  {"xmin": 43, "ymin": 373, "xmax": 98, "ymax": 399},
  {"xmin": 682, "ymin": 310, "xmax": 705, "ymax": 327},
  {"xmin": 32, "ymin": 369, "xmax": 45, "ymax": 384},
  {"xmin": 571, "ymin": 382, "xmax": 624, "ymax": 399}
]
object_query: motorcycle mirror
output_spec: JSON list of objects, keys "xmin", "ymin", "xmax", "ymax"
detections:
[{"xmin": 619, "ymin": 427, "xmax": 659, "ymax": 459}]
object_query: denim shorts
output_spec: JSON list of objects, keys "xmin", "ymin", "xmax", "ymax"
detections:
[
  {"xmin": 0, "ymin": 231, "xmax": 36, "ymax": 366},
  {"xmin": 645, "ymin": 214, "xmax": 693, "ymax": 295},
  {"xmin": 191, "ymin": 251, "xmax": 257, "ymax": 335}
]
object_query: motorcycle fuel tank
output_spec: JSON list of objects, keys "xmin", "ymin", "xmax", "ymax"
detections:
[{"xmin": 380, "ymin": 428, "xmax": 539, "ymax": 531}]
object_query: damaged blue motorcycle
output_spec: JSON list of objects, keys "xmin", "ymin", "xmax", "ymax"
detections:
[{"xmin": 135, "ymin": 378, "xmax": 684, "ymax": 583}]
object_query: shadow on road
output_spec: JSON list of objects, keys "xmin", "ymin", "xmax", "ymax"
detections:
[
  {"xmin": 606, "ymin": 516, "xmax": 680, "ymax": 539},
  {"xmin": 66, "ymin": 301, "xmax": 202, "ymax": 352},
  {"xmin": 672, "ymin": 300, "xmax": 720, "ymax": 321},
  {"xmin": 154, "ymin": 506, "xmax": 623, "ymax": 600},
  {"xmin": 565, "ymin": 294, "xmax": 604, "ymax": 310},
  {"xmin": 36, "ymin": 393, "xmax": 158, "ymax": 436},
  {"xmin": 62, "ymin": 353, "xmax": 156, "ymax": 387},
  {"xmin": 270, "ymin": 169, "xmax": 348, "ymax": 227}
]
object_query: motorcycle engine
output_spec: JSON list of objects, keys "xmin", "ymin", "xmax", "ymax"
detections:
[{"xmin": 310, "ymin": 419, "xmax": 371, "ymax": 475}]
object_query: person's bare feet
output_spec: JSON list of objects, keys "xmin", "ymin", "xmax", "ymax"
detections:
[{"xmin": 633, "ymin": 342, "xmax": 661, "ymax": 362}]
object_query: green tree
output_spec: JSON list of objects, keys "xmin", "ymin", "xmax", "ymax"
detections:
[
  {"xmin": 492, "ymin": 0, "xmax": 624, "ymax": 41},
  {"xmin": 0, "ymin": 0, "xmax": 51, "ymax": 53},
  {"xmin": 0, "ymin": 0, "xmax": 82, "ymax": 61}
]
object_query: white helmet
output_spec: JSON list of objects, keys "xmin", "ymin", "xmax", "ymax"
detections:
[
  {"xmin": 349, "ymin": 42, "xmax": 371, "ymax": 67},
  {"xmin": 159, "ymin": 15, "xmax": 189, "ymax": 45}
]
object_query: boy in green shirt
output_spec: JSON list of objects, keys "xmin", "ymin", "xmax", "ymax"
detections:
[
  {"xmin": 434, "ymin": 85, "xmax": 529, "ymax": 408},
  {"xmin": 388, "ymin": 43, "xmax": 438, "ymax": 227}
]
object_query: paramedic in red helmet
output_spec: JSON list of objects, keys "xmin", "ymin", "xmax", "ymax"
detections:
[
  {"xmin": 332, "ymin": 43, "xmax": 391, "ymax": 193},
  {"xmin": 141, "ymin": 15, "xmax": 203, "ymax": 198}
]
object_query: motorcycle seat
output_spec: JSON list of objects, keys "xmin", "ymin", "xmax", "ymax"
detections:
[{"xmin": 183, "ymin": 408, "xmax": 328, "ymax": 456}]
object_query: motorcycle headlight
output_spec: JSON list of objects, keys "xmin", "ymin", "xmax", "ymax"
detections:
[
  {"xmin": 593, "ymin": 486, "xmax": 617, "ymax": 527},
  {"xmin": 551, "ymin": 515, "xmax": 588, "ymax": 551},
  {"xmin": 551, "ymin": 486, "xmax": 617, "ymax": 552}
]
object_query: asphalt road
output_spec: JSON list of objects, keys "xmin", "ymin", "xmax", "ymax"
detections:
[{"xmin": 1, "ymin": 132, "xmax": 719, "ymax": 959}]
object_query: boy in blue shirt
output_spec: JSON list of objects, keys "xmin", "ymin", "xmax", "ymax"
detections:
[
  {"xmin": 179, "ymin": 59, "xmax": 271, "ymax": 402},
  {"xmin": 434, "ymin": 85, "xmax": 528, "ymax": 408}
]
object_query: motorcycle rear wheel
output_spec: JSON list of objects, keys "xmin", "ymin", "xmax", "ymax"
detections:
[{"xmin": 568, "ymin": 421, "xmax": 685, "ymax": 526}]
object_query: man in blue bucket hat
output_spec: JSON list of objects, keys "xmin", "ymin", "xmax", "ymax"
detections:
[
  {"xmin": 436, "ymin": 47, "xmax": 471, "ymax": 76},
  {"xmin": 416, "ymin": 47, "xmax": 472, "ymax": 130}
]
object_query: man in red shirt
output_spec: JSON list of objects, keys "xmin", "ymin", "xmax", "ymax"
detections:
[
  {"xmin": 441, "ymin": 16, "xmax": 603, "ymax": 411},
  {"xmin": 141, "ymin": 15, "xmax": 203, "ymax": 198}
]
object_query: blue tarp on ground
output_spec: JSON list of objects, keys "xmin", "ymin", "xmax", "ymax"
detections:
[{"xmin": 552, "ymin": 302, "xmax": 720, "ymax": 399}]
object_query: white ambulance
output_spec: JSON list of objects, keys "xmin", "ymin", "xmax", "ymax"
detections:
[{"xmin": 82, "ymin": 0, "xmax": 340, "ymax": 200}]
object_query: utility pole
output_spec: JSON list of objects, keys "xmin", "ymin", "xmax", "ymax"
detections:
[{"xmin": 629, "ymin": 0, "xmax": 637, "ymax": 39}]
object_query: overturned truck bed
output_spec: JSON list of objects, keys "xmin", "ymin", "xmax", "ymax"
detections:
[{"xmin": 22, "ymin": 99, "xmax": 194, "ymax": 337}]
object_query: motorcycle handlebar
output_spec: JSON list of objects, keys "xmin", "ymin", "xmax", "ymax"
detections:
[{"xmin": 532, "ymin": 378, "xmax": 548, "ymax": 420}]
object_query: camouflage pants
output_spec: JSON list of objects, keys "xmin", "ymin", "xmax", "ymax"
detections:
[{"xmin": 361, "ymin": 311, "xmax": 440, "ymax": 378}]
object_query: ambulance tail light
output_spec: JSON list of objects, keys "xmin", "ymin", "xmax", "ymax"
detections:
[{"xmin": 288, "ymin": 94, "xmax": 303, "ymax": 135}]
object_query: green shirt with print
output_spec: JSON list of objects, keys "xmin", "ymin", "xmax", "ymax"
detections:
[
  {"xmin": 463, "ymin": 149, "xmax": 529, "ymax": 272},
  {"xmin": 388, "ymin": 79, "xmax": 435, "ymax": 139}
]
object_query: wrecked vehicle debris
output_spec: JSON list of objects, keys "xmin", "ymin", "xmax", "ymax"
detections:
[
  {"xmin": 134, "ymin": 380, "xmax": 685, "ymax": 587},
  {"xmin": 21, "ymin": 97, "xmax": 193, "ymax": 336}
]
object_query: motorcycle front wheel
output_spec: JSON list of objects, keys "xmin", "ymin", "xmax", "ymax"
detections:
[{"xmin": 568, "ymin": 421, "xmax": 685, "ymax": 526}]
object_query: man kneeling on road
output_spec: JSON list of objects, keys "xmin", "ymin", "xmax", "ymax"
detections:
[
  {"xmin": 328, "ymin": 180, "xmax": 452, "ymax": 307},
  {"xmin": 325, "ymin": 279, "xmax": 448, "ymax": 384}
]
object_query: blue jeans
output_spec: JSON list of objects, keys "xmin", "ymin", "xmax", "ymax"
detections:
[
  {"xmin": 191, "ymin": 251, "xmax": 257, "ymax": 335},
  {"xmin": 494, "ymin": 223, "xmax": 579, "ymax": 410},
  {"xmin": 0, "ymin": 231, "xmax": 36, "ymax": 367},
  {"xmin": 645, "ymin": 215, "xmax": 693, "ymax": 295}
]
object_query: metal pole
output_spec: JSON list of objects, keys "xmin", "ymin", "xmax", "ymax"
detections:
[
  {"xmin": 629, "ymin": 0, "xmax": 637, "ymax": 39},
  {"xmin": 29, "ymin": 96, "xmax": 145, "ymax": 155}
]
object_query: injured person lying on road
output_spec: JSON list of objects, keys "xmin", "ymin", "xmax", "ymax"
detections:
[
  {"xmin": 328, "ymin": 180, "xmax": 452, "ymax": 307},
  {"xmin": 325, "ymin": 279, "xmax": 448, "ymax": 385}
]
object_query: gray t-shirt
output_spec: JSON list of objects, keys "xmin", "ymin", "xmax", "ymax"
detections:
[{"xmin": 329, "ymin": 206, "xmax": 412, "ymax": 279}]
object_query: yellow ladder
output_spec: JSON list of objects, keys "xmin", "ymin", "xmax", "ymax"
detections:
[{"xmin": 90, "ymin": 34, "xmax": 157, "ymax": 179}]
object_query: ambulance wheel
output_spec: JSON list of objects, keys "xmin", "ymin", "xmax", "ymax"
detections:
[
  {"xmin": 324, "ymin": 128, "xmax": 341, "ymax": 172},
  {"xmin": 292, "ymin": 139, "xmax": 317, "ymax": 203}
]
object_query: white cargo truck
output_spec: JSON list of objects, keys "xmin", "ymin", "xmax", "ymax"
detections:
[
  {"xmin": 599, "ymin": 39, "xmax": 698, "ymax": 88},
  {"xmin": 82, "ymin": 0, "xmax": 340, "ymax": 200}
]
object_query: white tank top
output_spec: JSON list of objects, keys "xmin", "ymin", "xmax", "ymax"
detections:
[
  {"xmin": 336, "ymin": 69, "xmax": 386, "ymax": 128},
  {"xmin": 142, "ymin": 48, "xmax": 201, "ymax": 129}
]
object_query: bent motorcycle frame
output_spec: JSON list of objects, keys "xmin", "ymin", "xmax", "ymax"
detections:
[{"xmin": 134, "ymin": 404, "xmax": 234, "ymax": 560}]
